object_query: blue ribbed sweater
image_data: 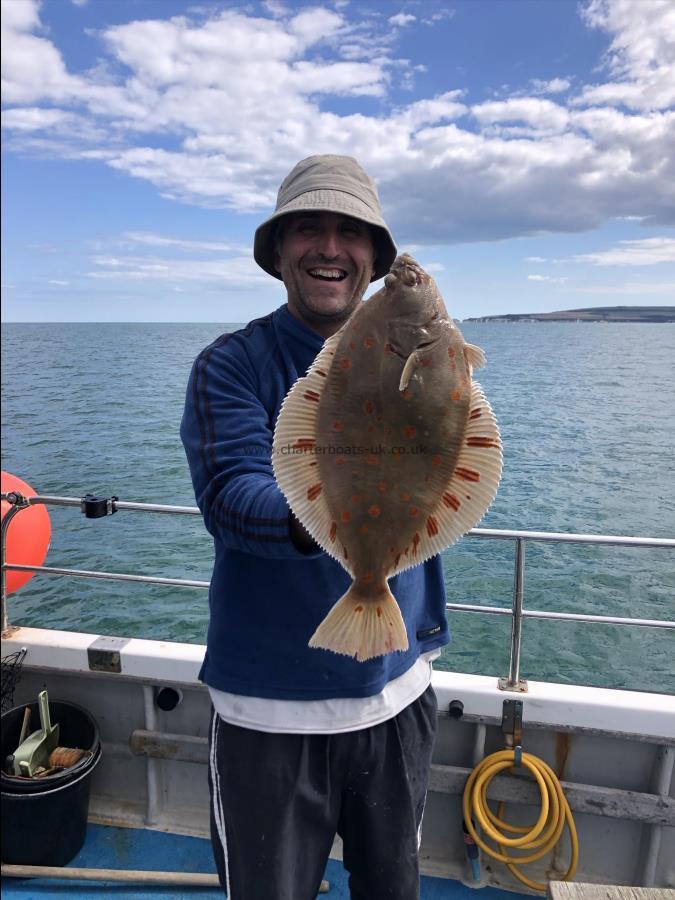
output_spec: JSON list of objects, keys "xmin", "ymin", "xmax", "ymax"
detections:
[{"xmin": 180, "ymin": 304, "xmax": 450, "ymax": 700}]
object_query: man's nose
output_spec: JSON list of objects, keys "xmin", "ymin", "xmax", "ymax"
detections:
[{"xmin": 316, "ymin": 227, "xmax": 341, "ymax": 258}]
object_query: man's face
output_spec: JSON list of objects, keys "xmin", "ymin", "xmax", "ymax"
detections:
[{"xmin": 274, "ymin": 211, "xmax": 376, "ymax": 336}]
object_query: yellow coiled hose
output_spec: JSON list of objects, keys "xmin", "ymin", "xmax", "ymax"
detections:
[{"xmin": 462, "ymin": 749, "xmax": 579, "ymax": 893}]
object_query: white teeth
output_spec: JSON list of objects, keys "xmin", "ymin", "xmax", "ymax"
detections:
[{"xmin": 309, "ymin": 268, "xmax": 346, "ymax": 280}]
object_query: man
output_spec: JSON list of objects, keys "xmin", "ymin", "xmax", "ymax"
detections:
[{"xmin": 181, "ymin": 155, "xmax": 449, "ymax": 899}]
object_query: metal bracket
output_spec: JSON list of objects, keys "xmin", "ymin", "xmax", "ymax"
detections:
[
  {"xmin": 501, "ymin": 698, "xmax": 523, "ymax": 746},
  {"xmin": 80, "ymin": 494, "xmax": 118, "ymax": 519},
  {"xmin": 498, "ymin": 676, "xmax": 528, "ymax": 692},
  {"xmin": 87, "ymin": 635, "xmax": 129, "ymax": 673}
]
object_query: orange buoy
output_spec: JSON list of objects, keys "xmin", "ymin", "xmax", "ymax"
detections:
[{"xmin": 1, "ymin": 472, "xmax": 51, "ymax": 594}]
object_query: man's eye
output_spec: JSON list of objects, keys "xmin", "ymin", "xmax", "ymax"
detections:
[
  {"xmin": 342, "ymin": 225, "xmax": 363, "ymax": 237},
  {"xmin": 297, "ymin": 222, "xmax": 317, "ymax": 234}
]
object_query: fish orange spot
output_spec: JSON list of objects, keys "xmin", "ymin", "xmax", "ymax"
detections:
[
  {"xmin": 451, "ymin": 389, "xmax": 462, "ymax": 402},
  {"xmin": 304, "ymin": 390, "xmax": 320, "ymax": 403},
  {"xmin": 366, "ymin": 455, "xmax": 378, "ymax": 466},
  {"xmin": 432, "ymin": 454, "xmax": 442, "ymax": 467},
  {"xmin": 368, "ymin": 505, "xmax": 381, "ymax": 518},
  {"xmin": 367, "ymin": 425, "xmax": 374, "ymax": 432},
  {"xmin": 404, "ymin": 425, "xmax": 416, "ymax": 439},
  {"xmin": 412, "ymin": 532, "xmax": 421, "ymax": 556},
  {"xmin": 442, "ymin": 407, "xmax": 449, "ymax": 416},
  {"xmin": 349, "ymin": 341, "xmax": 356, "ymax": 350},
  {"xmin": 362, "ymin": 572, "xmax": 374, "ymax": 584},
  {"xmin": 340, "ymin": 358, "xmax": 352, "ymax": 370},
  {"xmin": 400, "ymin": 491, "xmax": 411, "ymax": 501},
  {"xmin": 426, "ymin": 516, "xmax": 439, "ymax": 537},
  {"xmin": 292, "ymin": 438, "xmax": 316, "ymax": 451},
  {"xmin": 329, "ymin": 521, "xmax": 337, "ymax": 542},
  {"xmin": 409, "ymin": 506, "xmax": 419, "ymax": 518},
  {"xmin": 354, "ymin": 605, "xmax": 363, "ymax": 613},
  {"xmin": 363, "ymin": 336, "xmax": 375, "ymax": 348},
  {"xmin": 402, "ymin": 389, "xmax": 413, "ymax": 400},
  {"xmin": 351, "ymin": 494, "xmax": 362, "ymax": 504},
  {"xmin": 450, "ymin": 361, "xmax": 457, "ymax": 372},
  {"xmin": 467, "ymin": 436, "xmax": 500, "ymax": 448},
  {"xmin": 363, "ymin": 400, "xmax": 375, "ymax": 414},
  {"xmin": 341, "ymin": 511, "xmax": 352, "ymax": 523},
  {"xmin": 442, "ymin": 492, "xmax": 461, "ymax": 511},
  {"xmin": 456, "ymin": 467, "xmax": 481, "ymax": 482},
  {"xmin": 421, "ymin": 358, "xmax": 432, "ymax": 367},
  {"xmin": 360, "ymin": 524, "xmax": 369, "ymax": 534},
  {"xmin": 377, "ymin": 481, "xmax": 388, "ymax": 492},
  {"xmin": 307, "ymin": 483, "xmax": 322, "ymax": 501},
  {"xmin": 333, "ymin": 421, "xmax": 343, "ymax": 432},
  {"xmin": 448, "ymin": 347, "xmax": 456, "ymax": 358},
  {"xmin": 335, "ymin": 456, "xmax": 345, "ymax": 466}
]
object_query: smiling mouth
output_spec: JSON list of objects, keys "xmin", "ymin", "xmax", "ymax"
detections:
[{"xmin": 307, "ymin": 267, "xmax": 348, "ymax": 282}]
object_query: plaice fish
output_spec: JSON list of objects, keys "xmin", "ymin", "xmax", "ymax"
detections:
[{"xmin": 273, "ymin": 254, "xmax": 502, "ymax": 661}]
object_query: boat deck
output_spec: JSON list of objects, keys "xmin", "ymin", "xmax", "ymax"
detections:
[{"xmin": 1, "ymin": 822, "xmax": 530, "ymax": 899}]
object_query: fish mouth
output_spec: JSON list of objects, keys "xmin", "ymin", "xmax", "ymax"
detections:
[{"xmin": 307, "ymin": 267, "xmax": 348, "ymax": 282}]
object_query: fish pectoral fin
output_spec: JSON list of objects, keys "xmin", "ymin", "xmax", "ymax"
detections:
[
  {"xmin": 464, "ymin": 343, "xmax": 486, "ymax": 370},
  {"xmin": 399, "ymin": 351, "xmax": 420, "ymax": 391},
  {"xmin": 309, "ymin": 583, "xmax": 408, "ymax": 662}
]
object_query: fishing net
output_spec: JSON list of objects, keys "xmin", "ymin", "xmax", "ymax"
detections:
[{"xmin": 1, "ymin": 647, "xmax": 27, "ymax": 712}]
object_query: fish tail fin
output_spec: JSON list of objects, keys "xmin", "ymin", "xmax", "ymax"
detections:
[{"xmin": 309, "ymin": 582, "xmax": 408, "ymax": 662}]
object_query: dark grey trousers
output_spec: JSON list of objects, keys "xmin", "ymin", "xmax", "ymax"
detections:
[{"xmin": 208, "ymin": 684, "xmax": 438, "ymax": 900}]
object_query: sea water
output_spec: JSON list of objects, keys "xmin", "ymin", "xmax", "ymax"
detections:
[{"xmin": 1, "ymin": 321, "xmax": 674, "ymax": 693}]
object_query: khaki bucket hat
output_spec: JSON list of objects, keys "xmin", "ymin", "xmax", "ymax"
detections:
[{"xmin": 254, "ymin": 155, "xmax": 397, "ymax": 282}]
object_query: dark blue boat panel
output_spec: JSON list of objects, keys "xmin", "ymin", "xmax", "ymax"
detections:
[{"xmin": 1, "ymin": 823, "xmax": 526, "ymax": 899}]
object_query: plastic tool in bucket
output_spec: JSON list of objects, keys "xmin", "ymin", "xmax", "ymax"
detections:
[{"xmin": 1, "ymin": 699, "xmax": 101, "ymax": 866}]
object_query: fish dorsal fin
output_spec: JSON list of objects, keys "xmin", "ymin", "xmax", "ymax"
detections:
[
  {"xmin": 389, "ymin": 380, "xmax": 502, "ymax": 577},
  {"xmin": 464, "ymin": 343, "xmax": 486, "ymax": 370},
  {"xmin": 272, "ymin": 330, "xmax": 353, "ymax": 574}
]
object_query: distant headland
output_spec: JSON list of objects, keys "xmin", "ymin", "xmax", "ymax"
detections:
[{"xmin": 464, "ymin": 306, "xmax": 675, "ymax": 323}]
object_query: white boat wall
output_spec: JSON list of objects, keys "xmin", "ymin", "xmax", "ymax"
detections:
[{"xmin": 1, "ymin": 493, "xmax": 674, "ymax": 893}]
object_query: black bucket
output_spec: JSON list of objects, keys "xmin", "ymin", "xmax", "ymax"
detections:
[{"xmin": 1, "ymin": 699, "xmax": 101, "ymax": 866}]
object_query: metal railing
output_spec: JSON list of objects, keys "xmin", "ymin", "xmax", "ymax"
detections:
[{"xmin": 2, "ymin": 492, "xmax": 674, "ymax": 690}]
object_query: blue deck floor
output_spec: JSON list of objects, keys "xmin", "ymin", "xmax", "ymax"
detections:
[{"xmin": 1, "ymin": 823, "xmax": 528, "ymax": 899}]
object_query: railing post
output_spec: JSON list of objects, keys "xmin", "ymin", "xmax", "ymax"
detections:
[
  {"xmin": 498, "ymin": 537, "xmax": 528, "ymax": 692},
  {"xmin": 1, "ymin": 497, "xmax": 27, "ymax": 636}
]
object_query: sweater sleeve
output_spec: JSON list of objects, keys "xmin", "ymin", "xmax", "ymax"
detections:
[{"xmin": 180, "ymin": 336, "xmax": 322, "ymax": 560}]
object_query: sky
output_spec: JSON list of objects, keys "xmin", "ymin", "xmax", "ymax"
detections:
[{"xmin": 1, "ymin": 0, "xmax": 674, "ymax": 322}]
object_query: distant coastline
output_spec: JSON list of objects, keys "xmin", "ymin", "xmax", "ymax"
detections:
[{"xmin": 464, "ymin": 306, "xmax": 675, "ymax": 323}]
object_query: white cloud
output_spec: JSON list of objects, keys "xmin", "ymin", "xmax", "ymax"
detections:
[
  {"xmin": 573, "ymin": 237, "xmax": 675, "ymax": 266},
  {"xmin": 472, "ymin": 98, "xmax": 570, "ymax": 132},
  {"xmin": 48, "ymin": 279, "xmax": 70, "ymax": 285},
  {"xmin": 576, "ymin": 0, "xmax": 675, "ymax": 110},
  {"xmin": 525, "ymin": 256, "xmax": 547, "ymax": 263},
  {"xmin": 527, "ymin": 274, "xmax": 569, "ymax": 283},
  {"xmin": 87, "ymin": 253, "xmax": 268, "ymax": 286},
  {"xmin": 389, "ymin": 13, "xmax": 416, "ymax": 27},
  {"xmin": 530, "ymin": 77, "xmax": 571, "ymax": 95},
  {"xmin": 262, "ymin": 0, "xmax": 287, "ymax": 16},
  {"xmin": 122, "ymin": 232, "xmax": 247, "ymax": 253},
  {"xmin": 1, "ymin": 0, "xmax": 674, "ymax": 246}
]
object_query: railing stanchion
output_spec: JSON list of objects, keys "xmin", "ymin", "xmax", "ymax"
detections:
[
  {"xmin": 1, "ymin": 501, "xmax": 27, "ymax": 636},
  {"xmin": 499, "ymin": 537, "xmax": 527, "ymax": 692}
]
